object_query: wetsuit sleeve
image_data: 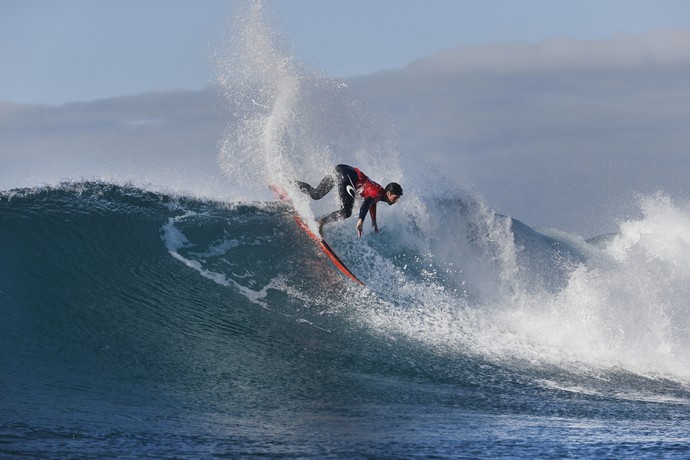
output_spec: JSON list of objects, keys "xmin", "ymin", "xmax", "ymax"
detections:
[
  {"xmin": 369, "ymin": 202, "xmax": 377, "ymax": 222},
  {"xmin": 358, "ymin": 197, "xmax": 375, "ymax": 221}
]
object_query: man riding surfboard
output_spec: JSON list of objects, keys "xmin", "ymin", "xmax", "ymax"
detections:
[{"xmin": 296, "ymin": 164, "xmax": 403, "ymax": 237}]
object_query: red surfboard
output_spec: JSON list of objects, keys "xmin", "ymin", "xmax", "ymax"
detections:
[{"xmin": 270, "ymin": 185, "xmax": 364, "ymax": 286}]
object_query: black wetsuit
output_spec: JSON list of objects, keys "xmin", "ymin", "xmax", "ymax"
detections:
[{"xmin": 297, "ymin": 164, "xmax": 385, "ymax": 226}]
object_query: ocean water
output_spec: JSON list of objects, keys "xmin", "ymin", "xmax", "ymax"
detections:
[
  {"xmin": 2, "ymin": 183, "xmax": 690, "ymax": 458},
  {"xmin": 4, "ymin": 1, "xmax": 690, "ymax": 457}
]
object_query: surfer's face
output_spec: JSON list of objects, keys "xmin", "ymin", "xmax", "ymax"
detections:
[{"xmin": 386, "ymin": 191, "xmax": 401, "ymax": 205}]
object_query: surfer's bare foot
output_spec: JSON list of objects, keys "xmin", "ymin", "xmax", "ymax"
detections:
[{"xmin": 318, "ymin": 219, "xmax": 325, "ymax": 235}]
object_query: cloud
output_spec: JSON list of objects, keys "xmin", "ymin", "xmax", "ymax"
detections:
[
  {"xmin": 0, "ymin": 89, "xmax": 233, "ymax": 199},
  {"xmin": 349, "ymin": 29, "xmax": 690, "ymax": 236},
  {"xmin": 3, "ymin": 29, "xmax": 690, "ymax": 236},
  {"xmin": 406, "ymin": 28, "xmax": 690, "ymax": 75}
]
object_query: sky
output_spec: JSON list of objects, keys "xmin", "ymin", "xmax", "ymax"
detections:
[
  {"xmin": 3, "ymin": 0, "xmax": 690, "ymax": 236},
  {"xmin": 3, "ymin": 0, "xmax": 690, "ymax": 105}
]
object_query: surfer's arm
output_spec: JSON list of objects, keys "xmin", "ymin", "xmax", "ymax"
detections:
[
  {"xmin": 356, "ymin": 198, "xmax": 380, "ymax": 236},
  {"xmin": 358, "ymin": 198, "xmax": 374, "ymax": 221},
  {"xmin": 355, "ymin": 218, "xmax": 379, "ymax": 236},
  {"xmin": 369, "ymin": 203, "xmax": 379, "ymax": 233},
  {"xmin": 356, "ymin": 198, "xmax": 374, "ymax": 237}
]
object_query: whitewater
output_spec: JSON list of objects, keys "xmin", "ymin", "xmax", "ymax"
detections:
[{"xmin": 3, "ymin": 2, "xmax": 690, "ymax": 458}]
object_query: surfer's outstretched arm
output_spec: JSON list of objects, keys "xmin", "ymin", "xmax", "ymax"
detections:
[
  {"xmin": 355, "ymin": 219, "xmax": 378, "ymax": 237},
  {"xmin": 356, "ymin": 198, "xmax": 377, "ymax": 237},
  {"xmin": 369, "ymin": 203, "xmax": 379, "ymax": 233}
]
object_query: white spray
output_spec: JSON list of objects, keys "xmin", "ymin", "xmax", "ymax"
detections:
[{"xmin": 213, "ymin": 1, "xmax": 690, "ymax": 381}]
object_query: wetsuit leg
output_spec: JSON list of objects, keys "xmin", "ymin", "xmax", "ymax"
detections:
[
  {"xmin": 296, "ymin": 175, "xmax": 335, "ymax": 200},
  {"xmin": 317, "ymin": 165, "xmax": 358, "ymax": 226}
]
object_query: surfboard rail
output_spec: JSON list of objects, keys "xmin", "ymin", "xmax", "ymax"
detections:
[{"xmin": 270, "ymin": 185, "xmax": 364, "ymax": 286}]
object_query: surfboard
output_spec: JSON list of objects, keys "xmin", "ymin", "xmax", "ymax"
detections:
[{"xmin": 270, "ymin": 185, "xmax": 364, "ymax": 286}]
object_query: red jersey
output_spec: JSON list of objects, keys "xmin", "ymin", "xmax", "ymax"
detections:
[{"xmin": 354, "ymin": 168, "xmax": 385, "ymax": 222}]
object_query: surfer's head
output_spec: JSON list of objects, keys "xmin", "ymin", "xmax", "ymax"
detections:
[{"xmin": 384, "ymin": 182, "xmax": 403, "ymax": 205}]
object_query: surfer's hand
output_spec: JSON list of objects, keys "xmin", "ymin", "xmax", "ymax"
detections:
[
  {"xmin": 372, "ymin": 221, "xmax": 379, "ymax": 234},
  {"xmin": 356, "ymin": 219, "xmax": 364, "ymax": 237}
]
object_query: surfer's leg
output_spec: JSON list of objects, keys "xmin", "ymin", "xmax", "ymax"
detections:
[
  {"xmin": 317, "ymin": 182, "xmax": 355, "ymax": 231},
  {"xmin": 317, "ymin": 207, "xmax": 350, "ymax": 233},
  {"xmin": 336, "ymin": 175, "xmax": 356, "ymax": 216},
  {"xmin": 296, "ymin": 175, "xmax": 335, "ymax": 200},
  {"xmin": 317, "ymin": 211, "xmax": 338, "ymax": 234},
  {"xmin": 306, "ymin": 165, "xmax": 357, "ymax": 232},
  {"xmin": 319, "ymin": 206, "xmax": 352, "ymax": 224}
]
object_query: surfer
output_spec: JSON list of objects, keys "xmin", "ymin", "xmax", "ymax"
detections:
[{"xmin": 296, "ymin": 164, "xmax": 403, "ymax": 237}]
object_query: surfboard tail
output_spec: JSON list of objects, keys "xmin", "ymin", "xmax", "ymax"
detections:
[
  {"xmin": 269, "ymin": 185, "xmax": 364, "ymax": 286},
  {"xmin": 292, "ymin": 215, "xmax": 364, "ymax": 285}
]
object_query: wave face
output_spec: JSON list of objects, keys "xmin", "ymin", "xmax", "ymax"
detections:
[{"xmin": 3, "ymin": 183, "xmax": 690, "ymax": 457}]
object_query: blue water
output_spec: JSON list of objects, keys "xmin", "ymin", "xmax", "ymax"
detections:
[{"xmin": 2, "ymin": 183, "xmax": 690, "ymax": 458}]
